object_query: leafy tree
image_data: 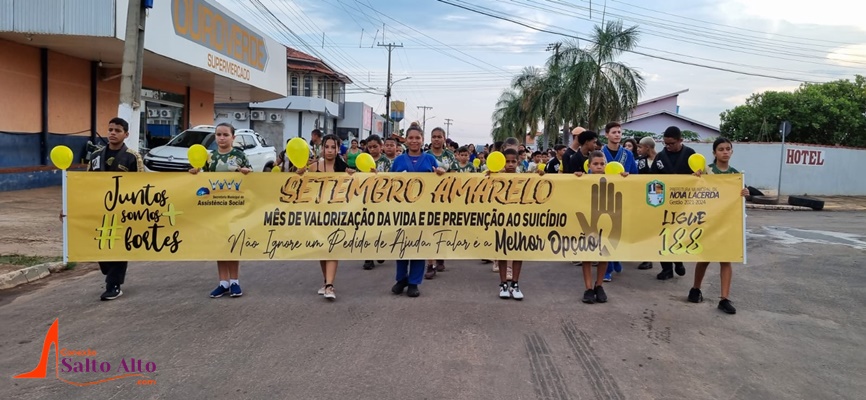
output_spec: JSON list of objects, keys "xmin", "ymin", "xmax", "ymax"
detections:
[
  {"xmin": 624, "ymin": 129, "xmax": 657, "ymax": 139},
  {"xmin": 681, "ymin": 130, "xmax": 701, "ymax": 141},
  {"xmin": 720, "ymin": 75, "xmax": 866, "ymax": 147},
  {"xmin": 491, "ymin": 20, "xmax": 645, "ymax": 148}
]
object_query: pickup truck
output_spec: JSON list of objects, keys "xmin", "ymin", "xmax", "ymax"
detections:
[{"xmin": 143, "ymin": 125, "xmax": 276, "ymax": 172}]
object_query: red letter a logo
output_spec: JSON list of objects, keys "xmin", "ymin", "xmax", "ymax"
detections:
[{"xmin": 14, "ymin": 319, "xmax": 59, "ymax": 379}]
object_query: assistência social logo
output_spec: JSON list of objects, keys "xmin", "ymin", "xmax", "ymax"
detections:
[{"xmin": 13, "ymin": 319, "xmax": 157, "ymax": 387}]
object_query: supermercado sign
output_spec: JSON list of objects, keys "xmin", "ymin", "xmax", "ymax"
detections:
[
  {"xmin": 65, "ymin": 173, "xmax": 745, "ymax": 262},
  {"xmin": 116, "ymin": 0, "xmax": 286, "ymax": 95}
]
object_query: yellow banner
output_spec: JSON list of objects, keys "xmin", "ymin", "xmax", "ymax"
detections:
[{"xmin": 65, "ymin": 172, "xmax": 745, "ymax": 262}]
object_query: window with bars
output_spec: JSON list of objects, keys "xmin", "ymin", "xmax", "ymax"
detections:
[{"xmin": 290, "ymin": 75, "xmax": 298, "ymax": 96}]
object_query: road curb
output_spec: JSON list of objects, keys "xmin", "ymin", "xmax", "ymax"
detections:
[
  {"xmin": 746, "ymin": 204, "xmax": 813, "ymax": 211},
  {"xmin": 0, "ymin": 261, "xmax": 66, "ymax": 290}
]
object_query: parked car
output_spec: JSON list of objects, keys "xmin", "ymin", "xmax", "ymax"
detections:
[{"xmin": 143, "ymin": 125, "xmax": 276, "ymax": 172}]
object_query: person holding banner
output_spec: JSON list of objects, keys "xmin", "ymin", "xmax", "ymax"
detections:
[
  {"xmin": 425, "ymin": 128, "xmax": 457, "ymax": 278},
  {"xmin": 362, "ymin": 134, "xmax": 388, "ymax": 271},
  {"xmin": 650, "ymin": 126, "xmax": 697, "ymax": 280},
  {"xmin": 496, "ymin": 148, "xmax": 525, "ymax": 300},
  {"xmin": 307, "ymin": 134, "xmax": 355, "ymax": 300},
  {"xmin": 190, "ymin": 123, "xmax": 252, "ymax": 299},
  {"xmin": 390, "ymin": 126, "xmax": 446, "ymax": 297},
  {"xmin": 601, "ymin": 122, "xmax": 639, "ymax": 282},
  {"xmin": 635, "ymin": 136, "xmax": 657, "ymax": 270},
  {"xmin": 689, "ymin": 138, "xmax": 749, "ymax": 314},
  {"xmin": 577, "ymin": 151, "xmax": 629, "ymax": 304},
  {"xmin": 86, "ymin": 117, "xmax": 144, "ymax": 301}
]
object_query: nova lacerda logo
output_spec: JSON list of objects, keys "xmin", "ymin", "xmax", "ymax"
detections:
[
  {"xmin": 576, "ymin": 177, "xmax": 624, "ymax": 256},
  {"xmin": 14, "ymin": 319, "xmax": 157, "ymax": 386}
]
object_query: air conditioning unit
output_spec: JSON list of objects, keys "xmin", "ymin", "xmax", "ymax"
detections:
[
  {"xmin": 146, "ymin": 109, "xmax": 159, "ymax": 118},
  {"xmin": 233, "ymin": 112, "xmax": 247, "ymax": 121},
  {"xmin": 269, "ymin": 113, "xmax": 282, "ymax": 122},
  {"xmin": 250, "ymin": 111, "xmax": 265, "ymax": 121},
  {"xmin": 159, "ymin": 109, "xmax": 172, "ymax": 118}
]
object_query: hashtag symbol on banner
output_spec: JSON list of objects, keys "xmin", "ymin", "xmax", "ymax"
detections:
[
  {"xmin": 95, "ymin": 214, "xmax": 123, "ymax": 250},
  {"xmin": 161, "ymin": 203, "xmax": 184, "ymax": 226}
]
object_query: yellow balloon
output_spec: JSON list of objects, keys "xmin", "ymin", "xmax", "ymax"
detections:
[
  {"xmin": 688, "ymin": 153, "xmax": 707, "ymax": 173},
  {"xmin": 583, "ymin": 159, "xmax": 589, "ymax": 173},
  {"xmin": 487, "ymin": 151, "xmax": 505, "ymax": 172},
  {"xmin": 355, "ymin": 153, "xmax": 376, "ymax": 172},
  {"xmin": 187, "ymin": 144, "xmax": 209, "ymax": 169},
  {"xmin": 271, "ymin": 165, "xmax": 281, "ymax": 173},
  {"xmin": 472, "ymin": 158, "xmax": 481, "ymax": 168},
  {"xmin": 50, "ymin": 145, "xmax": 73, "ymax": 170},
  {"xmin": 605, "ymin": 161, "xmax": 625, "ymax": 175},
  {"xmin": 538, "ymin": 163, "xmax": 546, "ymax": 172},
  {"xmin": 287, "ymin": 137, "xmax": 310, "ymax": 169}
]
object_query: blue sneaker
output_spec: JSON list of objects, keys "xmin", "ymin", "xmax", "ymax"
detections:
[
  {"xmin": 210, "ymin": 285, "xmax": 229, "ymax": 298},
  {"xmin": 613, "ymin": 262, "xmax": 623, "ymax": 273},
  {"xmin": 229, "ymin": 282, "xmax": 243, "ymax": 297},
  {"xmin": 603, "ymin": 272, "xmax": 612, "ymax": 282}
]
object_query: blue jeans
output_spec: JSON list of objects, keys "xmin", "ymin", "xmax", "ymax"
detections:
[{"xmin": 396, "ymin": 260, "xmax": 426, "ymax": 285}]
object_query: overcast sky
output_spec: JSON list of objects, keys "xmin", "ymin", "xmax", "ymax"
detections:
[{"xmin": 219, "ymin": 0, "xmax": 866, "ymax": 145}]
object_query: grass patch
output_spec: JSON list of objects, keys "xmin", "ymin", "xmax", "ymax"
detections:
[
  {"xmin": 0, "ymin": 254, "xmax": 62, "ymax": 267},
  {"xmin": 65, "ymin": 262, "xmax": 77, "ymax": 270}
]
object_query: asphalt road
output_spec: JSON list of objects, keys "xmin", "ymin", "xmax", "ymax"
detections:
[{"xmin": 1, "ymin": 210, "xmax": 864, "ymax": 400}]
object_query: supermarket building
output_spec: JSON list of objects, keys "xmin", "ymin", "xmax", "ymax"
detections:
[{"xmin": 0, "ymin": 0, "xmax": 287, "ymax": 190}]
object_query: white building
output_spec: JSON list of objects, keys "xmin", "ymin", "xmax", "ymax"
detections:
[{"xmin": 215, "ymin": 47, "xmax": 350, "ymax": 151}]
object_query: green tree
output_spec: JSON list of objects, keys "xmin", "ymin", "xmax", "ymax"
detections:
[
  {"xmin": 491, "ymin": 20, "xmax": 645, "ymax": 147},
  {"xmin": 720, "ymin": 75, "xmax": 866, "ymax": 147},
  {"xmin": 681, "ymin": 130, "xmax": 701, "ymax": 141},
  {"xmin": 624, "ymin": 129, "xmax": 657, "ymax": 139}
]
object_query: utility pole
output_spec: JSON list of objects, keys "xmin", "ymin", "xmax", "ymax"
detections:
[
  {"xmin": 418, "ymin": 106, "xmax": 433, "ymax": 132},
  {"xmin": 444, "ymin": 118, "xmax": 453, "ymax": 138},
  {"xmin": 377, "ymin": 42, "xmax": 403, "ymax": 137},
  {"xmin": 118, "ymin": 0, "xmax": 148, "ymax": 151}
]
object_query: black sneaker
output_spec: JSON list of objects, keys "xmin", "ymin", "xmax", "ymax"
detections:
[
  {"xmin": 424, "ymin": 265, "xmax": 436, "ymax": 279},
  {"xmin": 435, "ymin": 262, "xmax": 446, "ymax": 272},
  {"xmin": 377, "ymin": 260, "xmax": 385, "ymax": 264},
  {"xmin": 638, "ymin": 262, "xmax": 653, "ymax": 270},
  {"xmin": 100, "ymin": 285, "xmax": 122, "ymax": 301},
  {"xmin": 582, "ymin": 289, "xmax": 595, "ymax": 304},
  {"xmin": 363, "ymin": 260, "xmax": 375, "ymax": 270},
  {"xmin": 718, "ymin": 299, "xmax": 736, "ymax": 314},
  {"xmin": 407, "ymin": 284, "xmax": 420, "ymax": 297},
  {"xmin": 594, "ymin": 285, "xmax": 607, "ymax": 303},
  {"xmin": 674, "ymin": 262, "xmax": 686, "ymax": 276},
  {"xmin": 391, "ymin": 278, "xmax": 409, "ymax": 295},
  {"xmin": 688, "ymin": 288, "xmax": 703, "ymax": 303},
  {"xmin": 657, "ymin": 269, "xmax": 674, "ymax": 280}
]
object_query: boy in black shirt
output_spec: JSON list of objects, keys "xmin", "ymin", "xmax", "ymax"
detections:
[{"xmin": 650, "ymin": 126, "xmax": 696, "ymax": 280}]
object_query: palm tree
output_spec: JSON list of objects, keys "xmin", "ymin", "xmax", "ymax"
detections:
[
  {"xmin": 491, "ymin": 89, "xmax": 522, "ymax": 143},
  {"xmin": 560, "ymin": 20, "xmax": 645, "ymax": 131}
]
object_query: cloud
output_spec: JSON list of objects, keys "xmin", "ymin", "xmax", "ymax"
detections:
[
  {"xmin": 722, "ymin": 85, "xmax": 799, "ymax": 105},
  {"xmin": 827, "ymin": 44, "xmax": 866, "ymax": 67},
  {"xmin": 722, "ymin": 0, "xmax": 866, "ymax": 30}
]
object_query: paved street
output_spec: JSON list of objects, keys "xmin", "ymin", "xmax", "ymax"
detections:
[{"xmin": 1, "ymin": 210, "xmax": 864, "ymax": 399}]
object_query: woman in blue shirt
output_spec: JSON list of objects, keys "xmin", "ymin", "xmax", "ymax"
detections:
[{"xmin": 389, "ymin": 126, "xmax": 446, "ymax": 297}]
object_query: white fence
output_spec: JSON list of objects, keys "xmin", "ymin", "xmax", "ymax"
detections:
[{"xmin": 676, "ymin": 142, "xmax": 865, "ymax": 196}]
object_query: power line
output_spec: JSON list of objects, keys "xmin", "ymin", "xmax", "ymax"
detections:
[{"xmin": 437, "ymin": 0, "xmax": 829, "ymax": 83}]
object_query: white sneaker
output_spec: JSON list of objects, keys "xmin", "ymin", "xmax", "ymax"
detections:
[
  {"xmin": 492, "ymin": 263, "xmax": 499, "ymax": 272},
  {"xmin": 510, "ymin": 284, "xmax": 524, "ymax": 301},
  {"xmin": 317, "ymin": 285, "xmax": 326, "ymax": 295},
  {"xmin": 323, "ymin": 285, "xmax": 336, "ymax": 300},
  {"xmin": 499, "ymin": 283, "xmax": 511, "ymax": 299}
]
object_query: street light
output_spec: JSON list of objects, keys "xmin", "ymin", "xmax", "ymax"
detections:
[{"xmin": 388, "ymin": 77, "xmax": 411, "ymax": 134}]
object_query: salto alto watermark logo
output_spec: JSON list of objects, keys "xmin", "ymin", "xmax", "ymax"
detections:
[{"xmin": 13, "ymin": 319, "xmax": 157, "ymax": 386}]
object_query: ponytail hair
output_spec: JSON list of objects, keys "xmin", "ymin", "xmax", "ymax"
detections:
[{"xmin": 712, "ymin": 137, "xmax": 733, "ymax": 164}]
